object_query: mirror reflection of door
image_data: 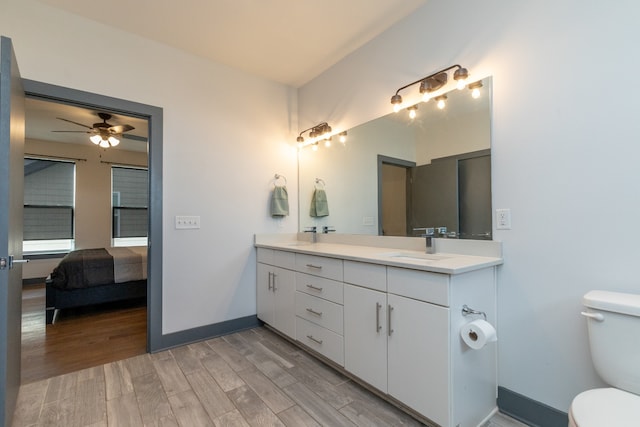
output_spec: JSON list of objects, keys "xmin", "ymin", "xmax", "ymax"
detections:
[
  {"xmin": 459, "ymin": 154, "xmax": 492, "ymax": 239},
  {"xmin": 378, "ymin": 156, "xmax": 415, "ymax": 236}
]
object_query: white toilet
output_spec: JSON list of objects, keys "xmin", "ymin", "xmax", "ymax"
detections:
[{"xmin": 568, "ymin": 290, "xmax": 640, "ymax": 426}]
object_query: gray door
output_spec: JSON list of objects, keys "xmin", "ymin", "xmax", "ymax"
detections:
[
  {"xmin": 0, "ymin": 36, "xmax": 25, "ymax": 427},
  {"xmin": 458, "ymin": 155, "xmax": 492, "ymax": 239},
  {"xmin": 411, "ymin": 158, "xmax": 459, "ymax": 233}
]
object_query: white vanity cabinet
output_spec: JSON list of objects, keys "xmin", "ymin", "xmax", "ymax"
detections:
[
  {"xmin": 256, "ymin": 248, "xmax": 296, "ymax": 339},
  {"xmin": 294, "ymin": 253, "xmax": 345, "ymax": 365}
]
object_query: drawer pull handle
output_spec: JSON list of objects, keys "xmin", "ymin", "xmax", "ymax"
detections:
[
  {"xmin": 388, "ymin": 305, "xmax": 394, "ymax": 336},
  {"xmin": 376, "ymin": 302, "xmax": 382, "ymax": 332},
  {"xmin": 306, "ymin": 284, "xmax": 323, "ymax": 292},
  {"xmin": 306, "ymin": 335, "xmax": 323, "ymax": 345},
  {"xmin": 267, "ymin": 272, "xmax": 273, "ymax": 291},
  {"xmin": 272, "ymin": 273, "xmax": 277, "ymax": 291},
  {"xmin": 306, "ymin": 264, "xmax": 323, "ymax": 269},
  {"xmin": 306, "ymin": 308, "xmax": 323, "ymax": 316}
]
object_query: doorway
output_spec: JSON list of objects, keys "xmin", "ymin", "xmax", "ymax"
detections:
[
  {"xmin": 21, "ymin": 80, "xmax": 163, "ymax": 374},
  {"xmin": 378, "ymin": 155, "xmax": 415, "ymax": 236}
]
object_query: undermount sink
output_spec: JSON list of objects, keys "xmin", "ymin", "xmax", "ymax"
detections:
[{"xmin": 381, "ymin": 252, "xmax": 451, "ymax": 262}]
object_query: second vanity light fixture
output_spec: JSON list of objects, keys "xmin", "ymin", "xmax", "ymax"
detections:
[
  {"xmin": 296, "ymin": 122, "xmax": 347, "ymax": 151},
  {"xmin": 390, "ymin": 64, "xmax": 469, "ymax": 113}
]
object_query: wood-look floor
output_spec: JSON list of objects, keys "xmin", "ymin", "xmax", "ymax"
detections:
[
  {"xmin": 17, "ymin": 285, "xmax": 527, "ymax": 427},
  {"xmin": 21, "ymin": 283, "xmax": 147, "ymax": 384}
]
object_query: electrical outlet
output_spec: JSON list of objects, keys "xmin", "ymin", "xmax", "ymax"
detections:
[
  {"xmin": 496, "ymin": 209, "xmax": 511, "ymax": 230},
  {"xmin": 175, "ymin": 215, "xmax": 201, "ymax": 229},
  {"xmin": 362, "ymin": 216, "xmax": 375, "ymax": 226}
]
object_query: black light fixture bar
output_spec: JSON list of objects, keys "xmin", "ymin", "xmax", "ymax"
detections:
[
  {"xmin": 296, "ymin": 122, "xmax": 332, "ymax": 143},
  {"xmin": 390, "ymin": 64, "xmax": 469, "ymax": 109}
]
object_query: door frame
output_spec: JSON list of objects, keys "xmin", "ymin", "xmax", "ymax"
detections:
[{"xmin": 22, "ymin": 79, "xmax": 163, "ymax": 352}]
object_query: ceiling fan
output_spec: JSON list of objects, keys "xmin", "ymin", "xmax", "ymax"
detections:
[{"xmin": 53, "ymin": 112, "xmax": 143, "ymax": 148}]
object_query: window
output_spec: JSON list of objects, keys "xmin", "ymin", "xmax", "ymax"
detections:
[
  {"xmin": 23, "ymin": 158, "xmax": 75, "ymax": 253},
  {"xmin": 112, "ymin": 166, "xmax": 148, "ymax": 247}
]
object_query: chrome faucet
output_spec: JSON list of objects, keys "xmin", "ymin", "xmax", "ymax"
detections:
[
  {"xmin": 322, "ymin": 226, "xmax": 336, "ymax": 234},
  {"xmin": 413, "ymin": 227, "xmax": 436, "ymax": 254},
  {"xmin": 304, "ymin": 226, "xmax": 317, "ymax": 243}
]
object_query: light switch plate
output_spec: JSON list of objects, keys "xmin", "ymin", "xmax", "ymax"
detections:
[
  {"xmin": 175, "ymin": 215, "xmax": 200, "ymax": 229},
  {"xmin": 496, "ymin": 209, "xmax": 511, "ymax": 230}
]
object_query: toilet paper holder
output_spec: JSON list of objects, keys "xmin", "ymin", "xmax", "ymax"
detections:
[{"xmin": 462, "ymin": 304, "xmax": 487, "ymax": 320}]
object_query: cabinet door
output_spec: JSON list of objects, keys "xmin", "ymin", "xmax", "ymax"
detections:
[
  {"xmin": 257, "ymin": 263, "xmax": 274, "ymax": 326},
  {"xmin": 387, "ymin": 294, "xmax": 450, "ymax": 427},
  {"xmin": 344, "ymin": 284, "xmax": 388, "ymax": 392},
  {"xmin": 272, "ymin": 266, "xmax": 296, "ymax": 339}
]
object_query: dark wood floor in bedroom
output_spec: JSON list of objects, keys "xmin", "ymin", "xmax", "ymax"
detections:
[{"xmin": 21, "ymin": 282, "xmax": 147, "ymax": 384}]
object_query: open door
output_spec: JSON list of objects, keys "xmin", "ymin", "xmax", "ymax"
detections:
[{"xmin": 0, "ymin": 36, "xmax": 26, "ymax": 427}]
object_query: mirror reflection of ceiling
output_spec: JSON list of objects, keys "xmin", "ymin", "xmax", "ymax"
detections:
[
  {"xmin": 298, "ymin": 77, "xmax": 492, "ymax": 237},
  {"xmin": 25, "ymin": 98, "xmax": 149, "ymax": 153}
]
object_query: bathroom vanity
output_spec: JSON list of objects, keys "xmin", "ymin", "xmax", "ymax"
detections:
[{"xmin": 255, "ymin": 233, "xmax": 502, "ymax": 427}]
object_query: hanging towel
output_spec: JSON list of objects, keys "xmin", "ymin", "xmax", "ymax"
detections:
[
  {"xmin": 310, "ymin": 188, "xmax": 329, "ymax": 217},
  {"xmin": 271, "ymin": 186, "xmax": 289, "ymax": 217}
]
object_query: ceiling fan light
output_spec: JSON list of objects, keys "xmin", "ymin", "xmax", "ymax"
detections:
[
  {"xmin": 99, "ymin": 139, "xmax": 110, "ymax": 148},
  {"xmin": 90, "ymin": 134, "xmax": 102, "ymax": 144},
  {"xmin": 108, "ymin": 136, "xmax": 120, "ymax": 147}
]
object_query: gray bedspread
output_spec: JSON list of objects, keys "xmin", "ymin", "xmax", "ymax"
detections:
[{"xmin": 50, "ymin": 247, "xmax": 147, "ymax": 290}]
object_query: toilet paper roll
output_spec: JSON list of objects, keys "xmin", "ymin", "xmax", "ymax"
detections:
[{"xmin": 461, "ymin": 319, "xmax": 497, "ymax": 350}]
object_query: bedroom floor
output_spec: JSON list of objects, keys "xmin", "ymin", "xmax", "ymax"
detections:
[{"xmin": 21, "ymin": 283, "xmax": 147, "ymax": 384}]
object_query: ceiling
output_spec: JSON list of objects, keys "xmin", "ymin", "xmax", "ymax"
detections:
[
  {"xmin": 27, "ymin": 0, "xmax": 426, "ymax": 150},
  {"xmin": 35, "ymin": 0, "xmax": 426, "ymax": 87}
]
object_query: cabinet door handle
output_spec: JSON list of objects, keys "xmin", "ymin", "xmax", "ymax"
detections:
[
  {"xmin": 306, "ymin": 308, "xmax": 323, "ymax": 316},
  {"xmin": 306, "ymin": 264, "xmax": 323, "ymax": 269},
  {"xmin": 376, "ymin": 302, "xmax": 382, "ymax": 333},
  {"xmin": 388, "ymin": 305, "xmax": 394, "ymax": 336},
  {"xmin": 267, "ymin": 272, "xmax": 273, "ymax": 291},
  {"xmin": 272, "ymin": 273, "xmax": 277, "ymax": 292},
  {"xmin": 306, "ymin": 284, "xmax": 323, "ymax": 292},
  {"xmin": 306, "ymin": 335, "xmax": 323, "ymax": 345}
]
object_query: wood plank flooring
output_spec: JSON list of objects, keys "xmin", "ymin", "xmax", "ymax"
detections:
[
  {"xmin": 14, "ymin": 324, "xmax": 529, "ymax": 427},
  {"xmin": 17, "ymin": 284, "xmax": 528, "ymax": 427},
  {"xmin": 21, "ymin": 283, "xmax": 147, "ymax": 384}
]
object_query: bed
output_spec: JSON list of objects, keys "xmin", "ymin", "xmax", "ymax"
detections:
[{"xmin": 45, "ymin": 246, "xmax": 148, "ymax": 324}]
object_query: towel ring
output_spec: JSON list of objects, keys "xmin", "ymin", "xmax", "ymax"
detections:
[
  {"xmin": 274, "ymin": 174, "xmax": 287, "ymax": 185},
  {"xmin": 315, "ymin": 178, "xmax": 325, "ymax": 189}
]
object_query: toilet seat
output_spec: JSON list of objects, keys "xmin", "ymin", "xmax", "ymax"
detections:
[{"xmin": 570, "ymin": 387, "xmax": 640, "ymax": 427}]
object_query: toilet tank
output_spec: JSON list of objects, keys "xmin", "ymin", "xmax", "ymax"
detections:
[{"xmin": 582, "ymin": 290, "xmax": 640, "ymax": 395}]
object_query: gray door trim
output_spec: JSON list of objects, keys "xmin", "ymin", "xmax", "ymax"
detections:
[{"xmin": 22, "ymin": 79, "xmax": 164, "ymax": 352}]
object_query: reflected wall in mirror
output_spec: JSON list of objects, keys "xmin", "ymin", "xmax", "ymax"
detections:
[{"xmin": 299, "ymin": 77, "xmax": 492, "ymax": 239}]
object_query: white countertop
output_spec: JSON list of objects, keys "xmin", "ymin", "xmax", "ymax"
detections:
[{"xmin": 255, "ymin": 235, "xmax": 503, "ymax": 275}]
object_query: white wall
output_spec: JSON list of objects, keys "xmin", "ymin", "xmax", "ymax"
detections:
[
  {"xmin": 1, "ymin": 0, "xmax": 299, "ymax": 334},
  {"xmin": 299, "ymin": 0, "xmax": 640, "ymax": 413}
]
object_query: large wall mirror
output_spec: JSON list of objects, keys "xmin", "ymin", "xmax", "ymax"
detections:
[{"xmin": 298, "ymin": 77, "xmax": 492, "ymax": 239}]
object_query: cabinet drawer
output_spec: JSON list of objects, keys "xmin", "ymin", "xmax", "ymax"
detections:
[
  {"xmin": 295, "ymin": 254, "xmax": 343, "ymax": 281},
  {"xmin": 344, "ymin": 260, "xmax": 386, "ymax": 292},
  {"xmin": 296, "ymin": 273, "xmax": 343, "ymax": 304},
  {"xmin": 257, "ymin": 248, "xmax": 296, "ymax": 269},
  {"xmin": 296, "ymin": 317, "xmax": 344, "ymax": 366},
  {"xmin": 387, "ymin": 267, "xmax": 449, "ymax": 306},
  {"xmin": 295, "ymin": 291, "xmax": 343, "ymax": 335}
]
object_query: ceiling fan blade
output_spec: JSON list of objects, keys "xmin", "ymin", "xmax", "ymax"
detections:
[
  {"xmin": 51, "ymin": 130, "xmax": 92, "ymax": 133},
  {"xmin": 121, "ymin": 133, "xmax": 148, "ymax": 142},
  {"xmin": 56, "ymin": 117, "xmax": 93, "ymax": 129},
  {"xmin": 109, "ymin": 124, "xmax": 135, "ymax": 133}
]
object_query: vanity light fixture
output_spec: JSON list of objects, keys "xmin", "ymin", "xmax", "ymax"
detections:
[
  {"xmin": 435, "ymin": 95, "xmax": 448, "ymax": 110},
  {"xmin": 407, "ymin": 104, "xmax": 418, "ymax": 119},
  {"xmin": 297, "ymin": 122, "xmax": 332, "ymax": 146},
  {"xmin": 338, "ymin": 131, "xmax": 347, "ymax": 143},
  {"xmin": 468, "ymin": 81, "xmax": 483, "ymax": 99},
  {"xmin": 390, "ymin": 64, "xmax": 469, "ymax": 111}
]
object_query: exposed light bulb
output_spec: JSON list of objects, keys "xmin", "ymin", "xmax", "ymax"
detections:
[
  {"xmin": 437, "ymin": 98, "xmax": 446, "ymax": 109},
  {"xmin": 324, "ymin": 139, "xmax": 331, "ymax": 147},
  {"xmin": 90, "ymin": 134, "xmax": 101, "ymax": 145},
  {"xmin": 409, "ymin": 108, "xmax": 417, "ymax": 119},
  {"xmin": 339, "ymin": 132, "xmax": 347, "ymax": 143},
  {"xmin": 422, "ymin": 93, "xmax": 432, "ymax": 102},
  {"xmin": 312, "ymin": 143, "xmax": 318, "ymax": 151},
  {"xmin": 99, "ymin": 139, "xmax": 110, "ymax": 148},
  {"xmin": 393, "ymin": 103, "xmax": 401, "ymax": 113},
  {"xmin": 471, "ymin": 88, "xmax": 481, "ymax": 99},
  {"xmin": 456, "ymin": 79, "xmax": 467, "ymax": 90}
]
